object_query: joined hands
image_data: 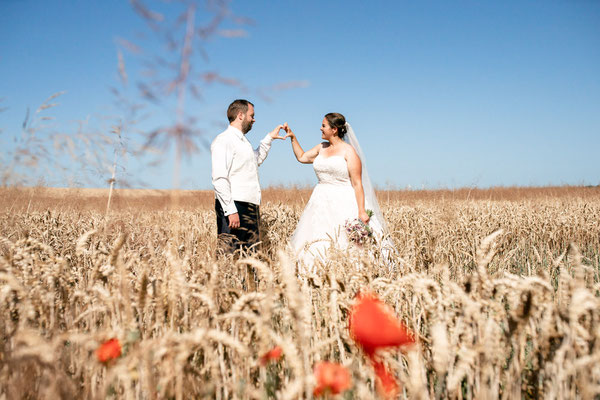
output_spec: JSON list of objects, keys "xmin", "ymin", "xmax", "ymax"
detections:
[
  {"xmin": 282, "ymin": 123, "xmax": 295, "ymax": 140},
  {"xmin": 268, "ymin": 123, "xmax": 295, "ymax": 140}
]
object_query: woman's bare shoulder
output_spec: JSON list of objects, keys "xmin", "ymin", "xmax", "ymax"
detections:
[{"xmin": 343, "ymin": 142, "xmax": 359, "ymax": 158}]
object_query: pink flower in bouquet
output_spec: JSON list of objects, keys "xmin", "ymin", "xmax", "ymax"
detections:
[{"xmin": 344, "ymin": 210, "xmax": 374, "ymax": 245}]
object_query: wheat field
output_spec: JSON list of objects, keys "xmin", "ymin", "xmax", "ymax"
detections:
[{"xmin": 1, "ymin": 186, "xmax": 599, "ymax": 399}]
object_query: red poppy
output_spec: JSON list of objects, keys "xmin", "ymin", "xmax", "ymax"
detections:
[
  {"xmin": 349, "ymin": 291, "xmax": 415, "ymax": 398},
  {"xmin": 348, "ymin": 291, "xmax": 415, "ymax": 357},
  {"xmin": 259, "ymin": 346, "xmax": 283, "ymax": 366},
  {"xmin": 373, "ymin": 360, "xmax": 400, "ymax": 399},
  {"xmin": 313, "ymin": 361, "xmax": 352, "ymax": 397},
  {"xmin": 96, "ymin": 338, "xmax": 122, "ymax": 363}
]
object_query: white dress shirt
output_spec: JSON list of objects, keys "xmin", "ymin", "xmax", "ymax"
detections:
[{"xmin": 211, "ymin": 125, "xmax": 273, "ymax": 216}]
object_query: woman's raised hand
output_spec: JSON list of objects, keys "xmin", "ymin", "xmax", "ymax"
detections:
[{"xmin": 283, "ymin": 123, "xmax": 296, "ymax": 140}]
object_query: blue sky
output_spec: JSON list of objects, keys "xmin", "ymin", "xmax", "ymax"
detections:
[{"xmin": 1, "ymin": 0, "xmax": 599, "ymax": 189}]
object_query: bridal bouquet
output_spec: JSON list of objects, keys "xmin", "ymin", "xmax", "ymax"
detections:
[{"xmin": 344, "ymin": 210, "xmax": 374, "ymax": 245}]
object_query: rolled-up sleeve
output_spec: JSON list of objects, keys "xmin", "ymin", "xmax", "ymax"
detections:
[
  {"xmin": 211, "ymin": 137, "xmax": 238, "ymax": 215},
  {"xmin": 255, "ymin": 134, "xmax": 273, "ymax": 166}
]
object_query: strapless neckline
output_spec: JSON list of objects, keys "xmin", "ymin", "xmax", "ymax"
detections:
[
  {"xmin": 313, "ymin": 152, "xmax": 351, "ymax": 186},
  {"xmin": 316, "ymin": 153, "xmax": 345, "ymax": 160}
]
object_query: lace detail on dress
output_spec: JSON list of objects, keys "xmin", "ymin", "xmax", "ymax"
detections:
[{"xmin": 313, "ymin": 155, "xmax": 350, "ymax": 185}]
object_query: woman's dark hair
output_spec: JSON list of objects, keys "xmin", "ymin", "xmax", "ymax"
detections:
[
  {"xmin": 324, "ymin": 112, "xmax": 347, "ymax": 139},
  {"xmin": 227, "ymin": 99, "xmax": 254, "ymax": 122}
]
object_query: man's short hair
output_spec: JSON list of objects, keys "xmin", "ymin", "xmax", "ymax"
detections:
[{"xmin": 227, "ymin": 99, "xmax": 254, "ymax": 123}]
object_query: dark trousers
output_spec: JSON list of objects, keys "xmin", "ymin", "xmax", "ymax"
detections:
[{"xmin": 215, "ymin": 200, "xmax": 260, "ymax": 255}]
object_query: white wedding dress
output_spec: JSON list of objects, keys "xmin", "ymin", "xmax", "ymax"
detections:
[{"xmin": 290, "ymin": 153, "xmax": 387, "ymax": 271}]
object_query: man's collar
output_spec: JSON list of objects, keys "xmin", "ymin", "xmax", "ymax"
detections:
[{"xmin": 228, "ymin": 125, "xmax": 245, "ymax": 140}]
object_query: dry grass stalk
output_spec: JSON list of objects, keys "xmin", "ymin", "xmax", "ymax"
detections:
[{"xmin": 0, "ymin": 188, "xmax": 599, "ymax": 398}]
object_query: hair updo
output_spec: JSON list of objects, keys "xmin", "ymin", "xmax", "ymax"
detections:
[{"xmin": 324, "ymin": 112, "xmax": 347, "ymax": 139}]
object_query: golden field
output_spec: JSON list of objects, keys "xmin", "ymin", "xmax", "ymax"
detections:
[{"xmin": 1, "ymin": 186, "xmax": 599, "ymax": 399}]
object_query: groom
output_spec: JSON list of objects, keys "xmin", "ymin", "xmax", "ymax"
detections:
[{"xmin": 211, "ymin": 99, "xmax": 286, "ymax": 255}]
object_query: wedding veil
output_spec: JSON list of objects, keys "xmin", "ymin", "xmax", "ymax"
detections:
[{"xmin": 344, "ymin": 123, "xmax": 396, "ymax": 257}]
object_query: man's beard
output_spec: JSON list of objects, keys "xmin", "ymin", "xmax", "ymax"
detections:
[{"xmin": 242, "ymin": 120, "xmax": 253, "ymax": 134}]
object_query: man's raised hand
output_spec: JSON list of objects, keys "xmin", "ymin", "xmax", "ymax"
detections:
[{"xmin": 269, "ymin": 124, "xmax": 287, "ymax": 140}]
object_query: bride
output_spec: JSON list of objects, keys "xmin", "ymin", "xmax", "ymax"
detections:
[{"xmin": 283, "ymin": 113, "xmax": 390, "ymax": 270}]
